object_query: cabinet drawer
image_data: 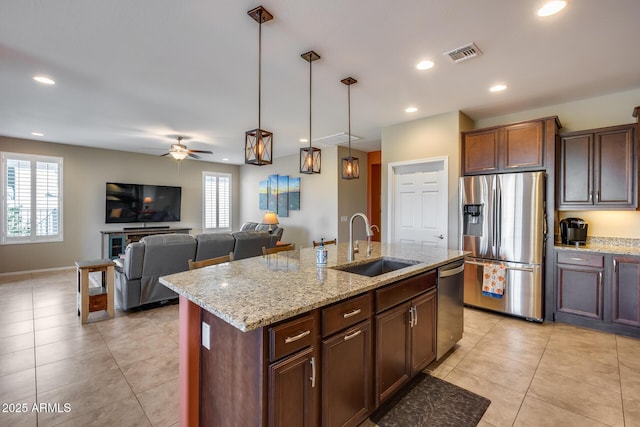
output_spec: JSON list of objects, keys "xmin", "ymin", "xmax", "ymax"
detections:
[
  {"xmin": 376, "ymin": 270, "xmax": 436, "ymax": 313},
  {"xmin": 557, "ymin": 252, "xmax": 604, "ymax": 268},
  {"xmin": 322, "ymin": 293, "xmax": 372, "ymax": 338},
  {"xmin": 269, "ymin": 314, "xmax": 316, "ymax": 362}
]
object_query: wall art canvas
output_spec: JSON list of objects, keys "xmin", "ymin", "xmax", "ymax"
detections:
[
  {"xmin": 259, "ymin": 180, "xmax": 268, "ymax": 210},
  {"xmin": 277, "ymin": 175, "xmax": 289, "ymax": 217},
  {"xmin": 268, "ymin": 174, "xmax": 278, "ymax": 213},
  {"xmin": 288, "ymin": 177, "xmax": 300, "ymax": 210}
]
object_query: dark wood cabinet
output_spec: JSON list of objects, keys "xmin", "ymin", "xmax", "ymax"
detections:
[
  {"xmin": 269, "ymin": 347, "xmax": 317, "ymax": 427},
  {"xmin": 375, "ymin": 287, "xmax": 437, "ymax": 405},
  {"xmin": 612, "ymin": 257, "xmax": 640, "ymax": 328},
  {"xmin": 556, "ymin": 252, "xmax": 604, "ymax": 319},
  {"xmin": 321, "ymin": 321, "xmax": 372, "ymax": 427},
  {"xmin": 321, "ymin": 294, "xmax": 373, "ymax": 427},
  {"xmin": 462, "ymin": 118, "xmax": 555, "ymax": 175},
  {"xmin": 375, "ymin": 301, "xmax": 411, "ymax": 404},
  {"xmin": 409, "ymin": 290, "xmax": 437, "ymax": 373},
  {"xmin": 558, "ymin": 124, "xmax": 637, "ymax": 209}
]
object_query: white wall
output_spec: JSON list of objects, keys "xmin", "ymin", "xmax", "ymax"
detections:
[
  {"xmin": 0, "ymin": 136, "xmax": 239, "ymax": 273},
  {"xmin": 381, "ymin": 111, "xmax": 473, "ymax": 248},
  {"xmin": 476, "ymin": 88, "xmax": 640, "ymax": 239}
]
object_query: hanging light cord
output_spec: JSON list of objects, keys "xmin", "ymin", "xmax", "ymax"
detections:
[
  {"xmin": 347, "ymin": 82, "xmax": 352, "ymax": 158},
  {"xmin": 308, "ymin": 56, "xmax": 312, "ymax": 151},
  {"xmin": 258, "ymin": 9, "xmax": 262, "ymax": 131}
]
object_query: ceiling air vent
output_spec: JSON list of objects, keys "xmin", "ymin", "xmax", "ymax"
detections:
[
  {"xmin": 443, "ymin": 43, "xmax": 483, "ymax": 63},
  {"xmin": 313, "ymin": 132, "xmax": 362, "ymax": 146}
]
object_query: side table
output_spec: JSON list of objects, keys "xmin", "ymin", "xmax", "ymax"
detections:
[{"xmin": 75, "ymin": 259, "xmax": 115, "ymax": 323}]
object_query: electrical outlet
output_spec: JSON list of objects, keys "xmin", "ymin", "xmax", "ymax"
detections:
[
  {"xmin": 340, "ymin": 216, "xmax": 348, "ymax": 222},
  {"xmin": 202, "ymin": 321, "xmax": 210, "ymax": 350}
]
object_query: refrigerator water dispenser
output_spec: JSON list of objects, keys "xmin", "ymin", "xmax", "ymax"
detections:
[{"xmin": 463, "ymin": 204, "xmax": 483, "ymax": 236}]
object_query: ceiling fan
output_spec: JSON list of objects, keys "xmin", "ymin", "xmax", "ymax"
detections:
[{"xmin": 161, "ymin": 136, "xmax": 212, "ymax": 160}]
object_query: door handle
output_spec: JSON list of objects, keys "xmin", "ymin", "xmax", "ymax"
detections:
[
  {"xmin": 343, "ymin": 329, "xmax": 362, "ymax": 341},
  {"xmin": 310, "ymin": 356, "xmax": 316, "ymax": 388},
  {"xmin": 434, "ymin": 234, "xmax": 444, "ymax": 240},
  {"xmin": 439, "ymin": 264, "xmax": 465, "ymax": 278},
  {"xmin": 409, "ymin": 306, "xmax": 415, "ymax": 327}
]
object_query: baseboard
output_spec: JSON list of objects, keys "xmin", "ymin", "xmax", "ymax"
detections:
[{"xmin": 0, "ymin": 265, "xmax": 75, "ymax": 279}]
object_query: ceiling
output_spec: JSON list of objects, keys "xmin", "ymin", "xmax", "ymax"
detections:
[{"xmin": 1, "ymin": 1, "xmax": 639, "ymax": 164}]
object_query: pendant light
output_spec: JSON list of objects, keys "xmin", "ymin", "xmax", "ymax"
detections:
[
  {"xmin": 341, "ymin": 77, "xmax": 359, "ymax": 179},
  {"xmin": 245, "ymin": 6, "xmax": 274, "ymax": 166},
  {"xmin": 299, "ymin": 50, "xmax": 321, "ymax": 174}
]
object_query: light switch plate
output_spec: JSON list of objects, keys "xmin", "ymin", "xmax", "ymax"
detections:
[
  {"xmin": 202, "ymin": 321, "xmax": 210, "ymax": 350},
  {"xmin": 340, "ymin": 216, "xmax": 348, "ymax": 222}
]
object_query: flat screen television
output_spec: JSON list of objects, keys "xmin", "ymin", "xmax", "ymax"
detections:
[{"xmin": 105, "ymin": 182, "xmax": 182, "ymax": 224}]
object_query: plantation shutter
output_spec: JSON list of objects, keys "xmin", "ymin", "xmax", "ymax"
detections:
[{"xmin": 203, "ymin": 172, "xmax": 231, "ymax": 230}]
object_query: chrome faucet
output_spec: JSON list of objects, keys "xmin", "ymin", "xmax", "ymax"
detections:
[{"xmin": 348, "ymin": 212, "xmax": 375, "ymax": 261}]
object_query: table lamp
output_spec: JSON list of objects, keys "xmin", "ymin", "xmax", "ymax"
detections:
[{"xmin": 262, "ymin": 211, "xmax": 279, "ymax": 233}]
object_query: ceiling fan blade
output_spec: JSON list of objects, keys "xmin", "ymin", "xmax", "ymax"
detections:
[
  {"xmin": 188, "ymin": 153, "xmax": 201, "ymax": 159},
  {"xmin": 189, "ymin": 150, "xmax": 213, "ymax": 154},
  {"xmin": 160, "ymin": 152, "xmax": 170, "ymax": 157}
]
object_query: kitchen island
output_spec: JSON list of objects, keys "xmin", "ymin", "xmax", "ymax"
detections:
[{"xmin": 161, "ymin": 242, "xmax": 466, "ymax": 426}]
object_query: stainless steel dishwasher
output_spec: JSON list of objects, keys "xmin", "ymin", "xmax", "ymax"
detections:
[{"xmin": 437, "ymin": 260, "xmax": 465, "ymax": 360}]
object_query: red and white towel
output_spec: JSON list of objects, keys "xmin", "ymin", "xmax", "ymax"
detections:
[{"xmin": 482, "ymin": 262, "xmax": 506, "ymax": 299}]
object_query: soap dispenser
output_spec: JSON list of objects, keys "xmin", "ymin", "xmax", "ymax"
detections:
[{"xmin": 316, "ymin": 238, "xmax": 328, "ymax": 266}]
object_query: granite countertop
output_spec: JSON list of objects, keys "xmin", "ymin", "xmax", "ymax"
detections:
[
  {"xmin": 554, "ymin": 236, "xmax": 640, "ymax": 256},
  {"xmin": 160, "ymin": 242, "xmax": 466, "ymax": 332}
]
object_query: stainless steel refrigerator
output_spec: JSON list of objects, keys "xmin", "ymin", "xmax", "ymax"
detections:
[{"xmin": 459, "ymin": 171, "xmax": 545, "ymax": 321}]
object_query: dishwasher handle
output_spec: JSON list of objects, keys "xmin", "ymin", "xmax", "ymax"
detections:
[{"xmin": 439, "ymin": 263, "xmax": 465, "ymax": 278}]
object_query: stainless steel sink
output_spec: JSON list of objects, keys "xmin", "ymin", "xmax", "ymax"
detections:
[{"xmin": 332, "ymin": 257, "xmax": 418, "ymax": 277}]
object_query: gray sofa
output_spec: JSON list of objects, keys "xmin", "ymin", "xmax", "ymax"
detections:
[
  {"xmin": 115, "ymin": 229, "xmax": 282, "ymax": 310},
  {"xmin": 240, "ymin": 221, "xmax": 284, "ymax": 244}
]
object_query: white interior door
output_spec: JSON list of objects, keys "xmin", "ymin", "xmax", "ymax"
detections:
[{"xmin": 389, "ymin": 158, "xmax": 448, "ymax": 249}]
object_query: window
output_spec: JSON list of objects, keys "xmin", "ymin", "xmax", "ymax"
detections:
[
  {"xmin": 1, "ymin": 152, "xmax": 63, "ymax": 244},
  {"xmin": 203, "ymin": 172, "xmax": 231, "ymax": 231}
]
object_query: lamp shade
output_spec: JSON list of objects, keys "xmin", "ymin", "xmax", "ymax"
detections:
[{"xmin": 262, "ymin": 211, "xmax": 279, "ymax": 225}]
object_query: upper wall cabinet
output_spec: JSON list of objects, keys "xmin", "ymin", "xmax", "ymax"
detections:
[
  {"xmin": 558, "ymin": 123, "xmax": 637, "ymax": 210},
  {"xmin": 461, "ymin": 117, "xmax": 560, "ymax": 175}
]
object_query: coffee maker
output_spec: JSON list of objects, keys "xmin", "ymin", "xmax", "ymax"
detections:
[{"xmin": 560, "ymin": 218, "xmax": 588, "ymax": 245}]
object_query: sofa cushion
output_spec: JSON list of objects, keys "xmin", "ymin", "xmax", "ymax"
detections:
[
  {"xmin": 140, "ymin": 234, "xmax": 197, "ymax": 276},
  {"xmin": 232, "ymin": 230, "xmax": 272, "ymax": 260},
  {"xmin": 195, "ymin": 233, "xmax": 235, "ymax": 261},
  {"xmin": 240, "ymin": 222, "xmax": 259, "ymax": 231}
]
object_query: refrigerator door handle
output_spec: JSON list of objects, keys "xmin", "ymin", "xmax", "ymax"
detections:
[
  {"xmin": 464, "ymin": 259, "xmax": 534, "ymax": 273},
  {"xmin": 496, "ymin": 179, "xmax": 502, "ymax": 256}
]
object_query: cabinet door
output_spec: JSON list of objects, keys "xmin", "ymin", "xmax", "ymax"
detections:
[
  {"xmin": 269, "ymin": 347, "xmax": 317, "ymax": 427},
  {"xmin": 410, "ymin": 290, "xmax": 437, "ymax": 374},
  {"xmin": 594, "ymin": 125, "xmax": 636, "ymax": 208},
  {"xmin": 322, "ymin": 321, "xmax": 372, "ymax": 427},
  {"xmin": 502, "ymin": 121, "xmax": 544, "ymax": 170},
  {"xmin": 462, "ymin": 129, "xmax": 499, "ymax": 175},
  {"xmin": 558, "ymin": 133, "xmax": 593, "ymax": 208},
  {"xmin": 612, "ymin": 257, "xmax": 640, "ymax": 328},
  {"xmin": 556, "ymin": 263, "xmax": 603, "ymax": 319},
  {"xmin": 375, "ymin": 302, "xmax": 410, "ymax": 405}
]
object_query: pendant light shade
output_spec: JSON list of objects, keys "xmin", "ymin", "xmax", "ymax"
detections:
[
  {"xmin": 245, "ymin": 6, "xmax": 274, "ymax": 166},
  {"xmin": 300, "ymin": 50, "xmax": 321, "ymax": 174},
  {"xmin": 341, "ymin": 77, "xmax": 359, "ymax": 179}
]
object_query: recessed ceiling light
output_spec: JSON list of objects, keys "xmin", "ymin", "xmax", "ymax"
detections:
[
  {"xmin": 31, "ymin": 132, "xmax": 44, "ymax": 137},
  {"xmin": 222, "ymin": 158, "xmax": 229, "ymax": 161},
  {"xmin": 299, "ymin": 138, "xmax": 308, "ymax": 143},
  {"xmin": 537, "ymin": 1, "xmax": 567, "ymax": 17},
  {"xmin": 33, "ymin": 75, "xmax": 55, "ymax": 85},
  {"xmin": 416, "ymin": 60, "xmax": 434, "ymax": 70},
  {"xmin": 490, "ymin": 84, "xmax": 508, "ymax": 92},
  {"xmin": 405, "ymin": 106, "xmax": 418, "ymax": 113}
]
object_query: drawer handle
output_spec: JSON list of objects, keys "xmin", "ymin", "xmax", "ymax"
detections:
[
  {"xmin": 570, "ymin": 257, "xmax": 587, "ymax": 261},
  {"xmin": 343, "ymin": 308, "xmax": 362, "ymax": 319},
  {"xmin": 344, "ymin": 330, "xmax": 362, "ymax": 341},
  {"xmin": 284, "ymin": 330, "xmax": 311, "ymax": 344}
]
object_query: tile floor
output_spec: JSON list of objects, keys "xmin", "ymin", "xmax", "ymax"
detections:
[{"xmin": 1, "ymin": 268, "xmax": 639, "ymax": 426}]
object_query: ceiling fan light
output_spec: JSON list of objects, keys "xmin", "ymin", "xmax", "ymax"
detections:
[{"xmin": 170, "ymin": 151, "xmax": 188, "ymax": 161}]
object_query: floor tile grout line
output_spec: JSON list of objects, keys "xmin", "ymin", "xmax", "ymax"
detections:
[{"xmin": 615, "ymin": 334, "xmax": 626, "ymax": 427}]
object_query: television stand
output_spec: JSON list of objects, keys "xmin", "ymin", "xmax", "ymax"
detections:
[
  {"xmin": 100, "ymin": 227, "xmax": 192, "ymax": 259},
  {"xmin": 123, "ymin": 225, "xmax": 170, "ymax": 230}
]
